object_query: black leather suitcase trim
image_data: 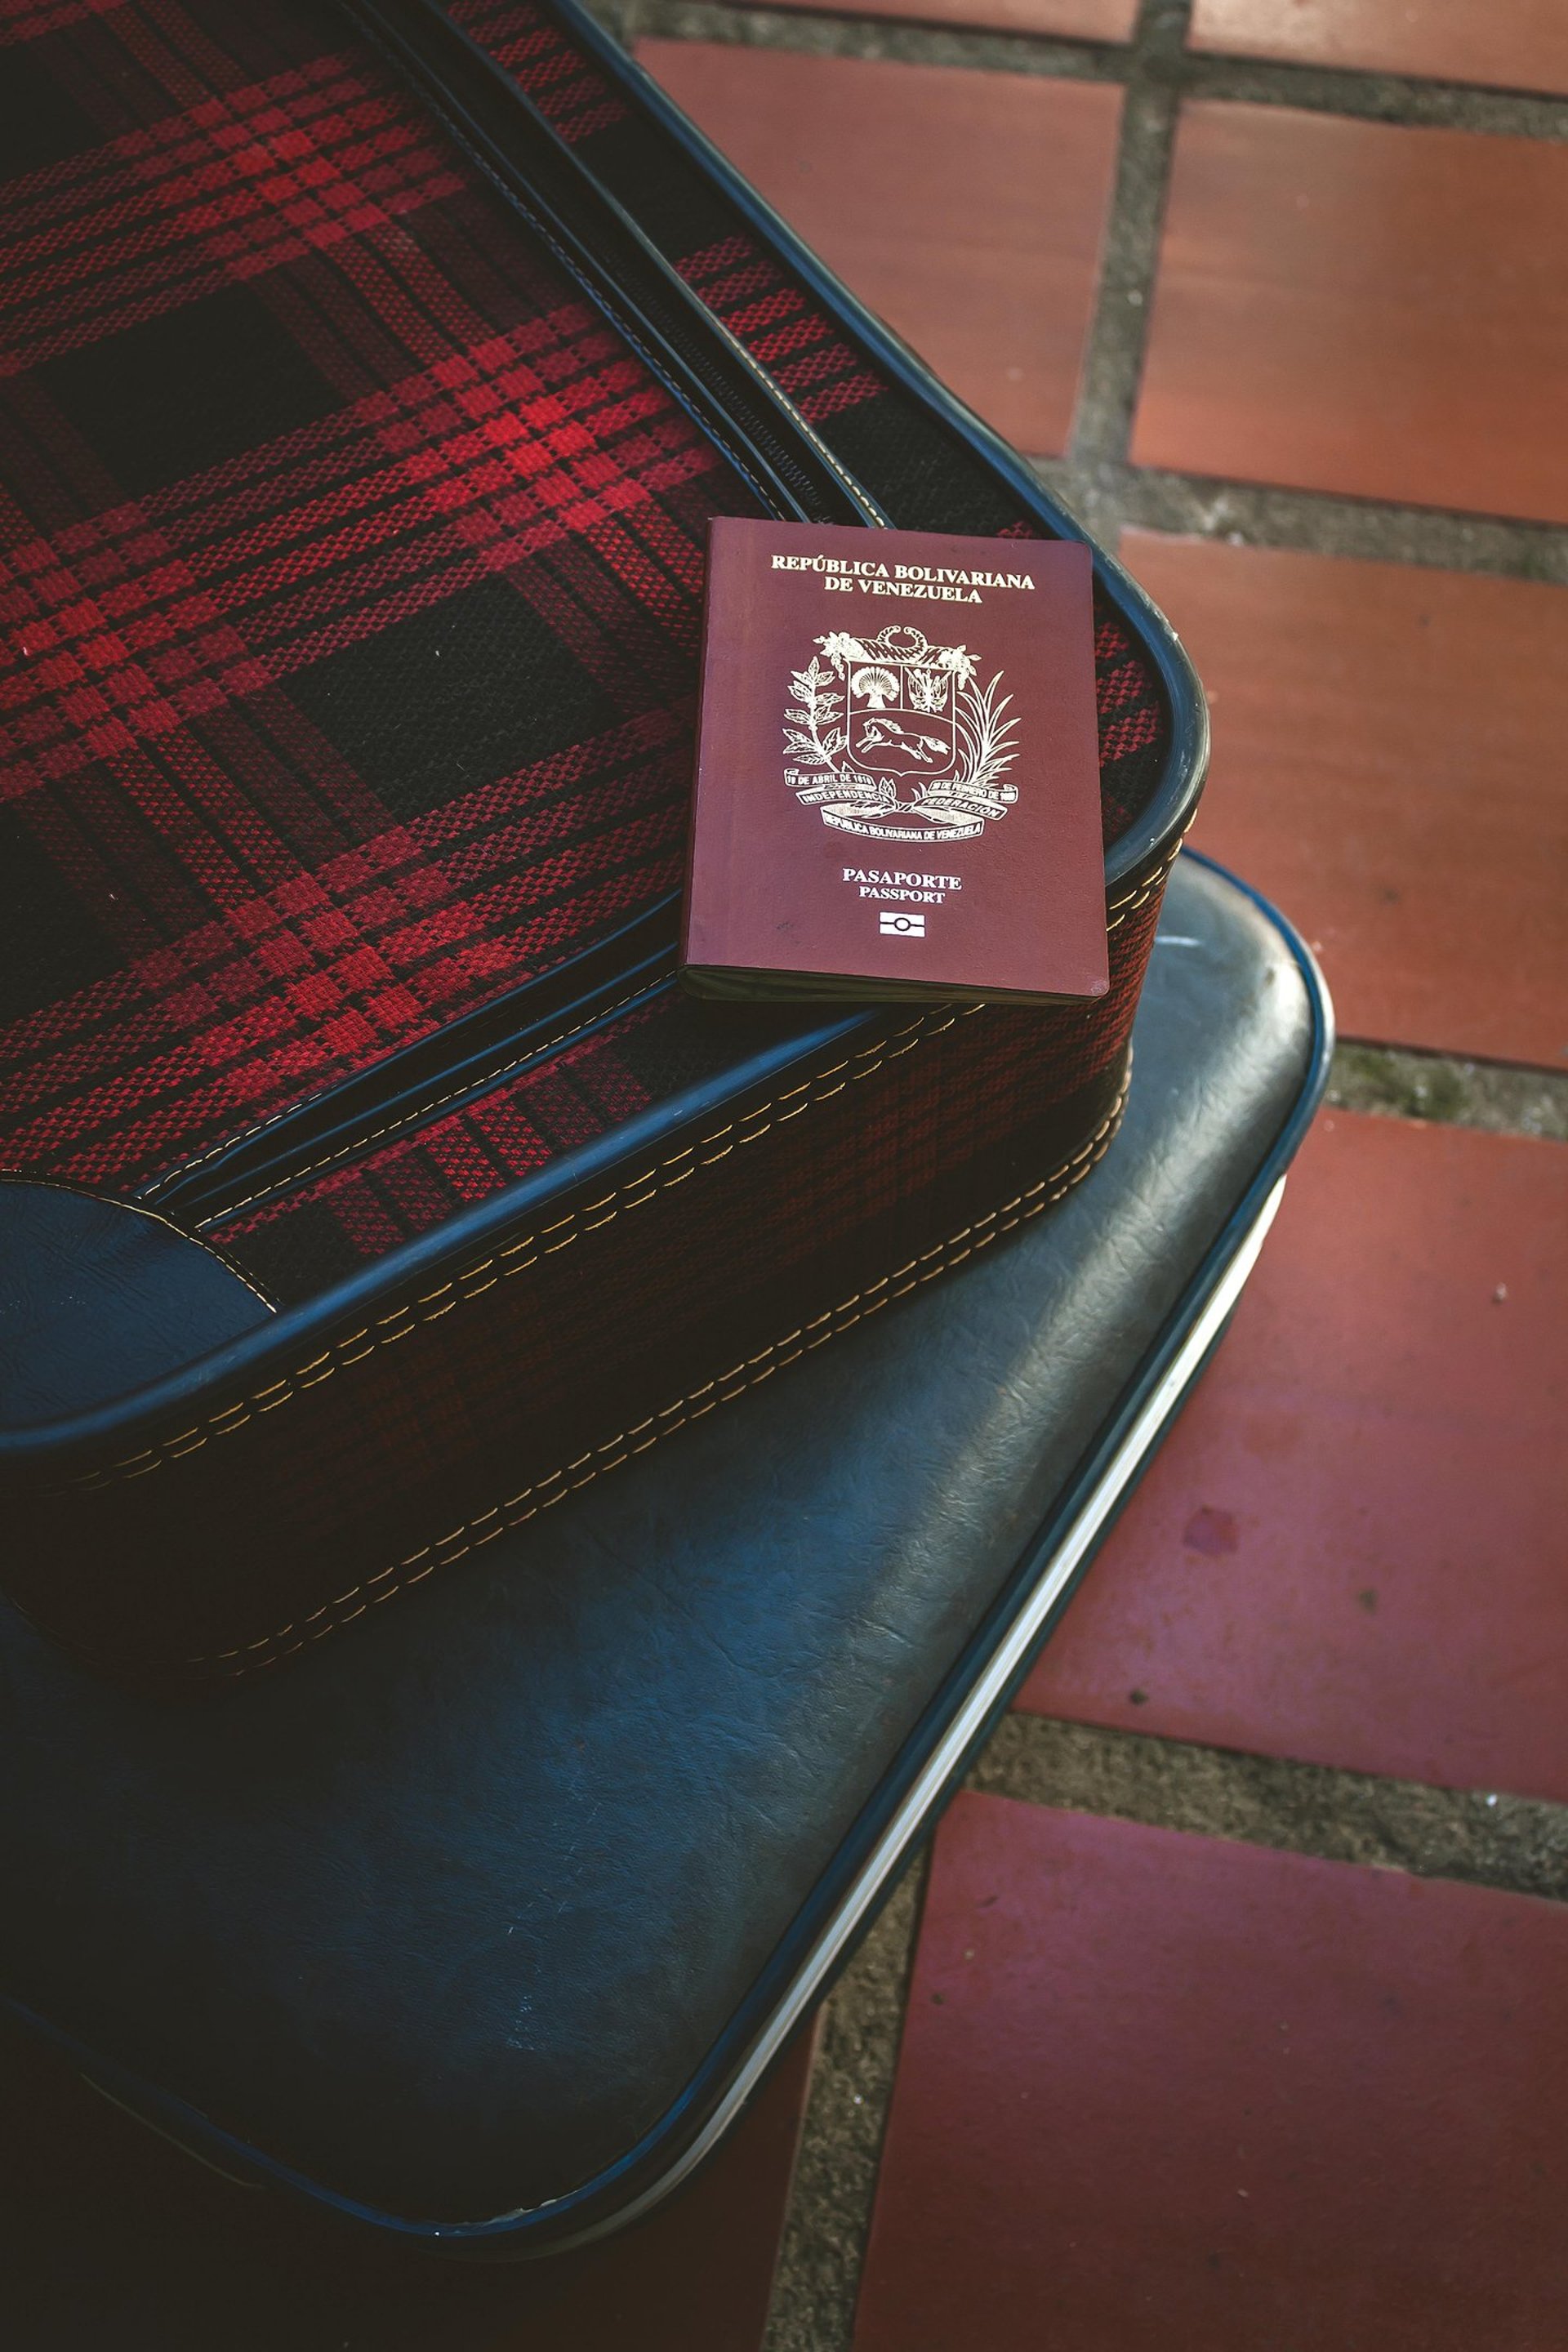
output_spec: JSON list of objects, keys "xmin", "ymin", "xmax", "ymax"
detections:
[{"xmin": 0, "ymin": 858, "xmax": 1330, "ymax": 2252}]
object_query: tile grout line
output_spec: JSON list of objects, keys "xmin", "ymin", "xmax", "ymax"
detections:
[
  {"xmin": 1325, "ymin": 1045, "xmax": 1568, "ymax": 1143},
  {"xmin": 1040, "ymin": 457, "xmax": 1568, "ymax": 586},
  {"xmin": 970, "ymin": 1716, "xmax": 1568, "ymax": 1904},
  {"xmin": 1182, "ymin": 47, "xmax": 1568, "ymax": 138},
  {"xmin": 1062, "ymin": 0, "xmax": 1194, "ymax": 505},
  {"xmin": 607, "ymin": 0, "xmax": 1134, "ymax": 75},
  {"xmin": 761, "ymin": 1857, "xmax": 928, "ymax": 2352},
  {"xmin": 616, "ymin": 0, "xmax": 1568, "ymax": 137}
]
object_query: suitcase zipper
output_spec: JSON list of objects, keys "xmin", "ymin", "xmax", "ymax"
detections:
[
  {"xmin": 142, "ymin": 0, "xmax": 893, "ymax": 1230},
  {"xmin": 138, "ymin": 903, "xmax": 680, "ymax": 1227}
]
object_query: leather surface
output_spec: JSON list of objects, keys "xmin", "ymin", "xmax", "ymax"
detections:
[
  {"xmin": 0, "ymin": 859, "xmax": 1319, "ymax": 2229},
  {"xmin": 0, "ymin": 1184, "xmax": 274, "ymax": 1429}
]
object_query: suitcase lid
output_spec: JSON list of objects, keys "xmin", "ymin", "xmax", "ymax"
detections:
[{"xmin": 0, "ymin": 0, "xmax": 1200, "ymax": 1236}]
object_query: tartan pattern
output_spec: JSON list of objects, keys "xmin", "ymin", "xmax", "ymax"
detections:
[
  {"xmin": 206, "ymin": 982, "xmax": 740, "ymax": 1294},
  {"xmin": 208, "ymin": 876, "xmax": 1160, "ymax": 1300},
  {"xmin": 0, "ymin": 0, "xmax": 1171, "ymax": 1208},
  {"xmin": 0, "ymin": 0, "xmax": 756, "ymax": 1192},
  {"xmin": 673, "ymin": 230, "xmax": 887, "ymax": 434},
  {"xmin": 446, "ymin": 0, "xmax": 633, "ymax": 145}
]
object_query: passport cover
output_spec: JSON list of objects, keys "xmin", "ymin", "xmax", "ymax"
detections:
[{"xmin": 681, "ymin": 519, "xmax": 1109, "ymax": 1006}]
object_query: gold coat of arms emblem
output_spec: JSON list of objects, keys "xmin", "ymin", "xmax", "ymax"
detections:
[{"xmin": 783, "ymin": 625, "xmax": 1020, "ymax": 843}]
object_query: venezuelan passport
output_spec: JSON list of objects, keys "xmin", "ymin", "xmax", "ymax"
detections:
[{"xmin": 680, "ymin": 519, "xmax": 1109, "ymax": 1007}]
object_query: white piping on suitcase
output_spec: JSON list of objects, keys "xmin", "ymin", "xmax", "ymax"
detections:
[
  {"xmin": 529, "ymin": 1176, "xmax": 1287, "ymax": 2251},
  {"xmin": 194, "ymin": 1076, "xmax": 1130, "ymax": 1675}
]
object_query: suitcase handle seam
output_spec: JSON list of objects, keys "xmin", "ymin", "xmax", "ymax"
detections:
[
  {"xmin": 69, "ymin": 1000, "xmax": 981, "ymax": 1490},
  {"xmin": 198, "ymin": 970, "xmax": 671, "ymax": 1223},
  {"xmin": 177, "ymin": 1077, "xmax": 1129, "ymax": 1680},
  {"xmin": 67, "ymin": 851, "xmax": 1174, "ymax": 1500}
]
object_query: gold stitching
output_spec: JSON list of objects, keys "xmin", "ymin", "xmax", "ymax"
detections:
[
  {"xmin": 1105, "ymin": 840, "xmax": 1183, "ymax": 935},
  {"xmin": 72, "ymin": 844, "xmax": 1178, "ymax": 1499},
  {"xmin": 74, "ymin": 1000, "xmax": 972, "ymax": 1488},
  {"xmin": 162, "ymin": 850, "xmax": 1167, "ymax": 1209},
  {"xmin": 184, "ymin": 1080, "xmax": 1127, "ymax": 1683}
]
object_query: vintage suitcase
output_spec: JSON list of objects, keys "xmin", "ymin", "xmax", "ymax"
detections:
[
  {"xmin": 0, "ymin": 0, "xmax": 1205, "ymax": 1689},
  {"xmin": 0, "ymin": 858, "xmax": 1331, "ymax": 2265}
]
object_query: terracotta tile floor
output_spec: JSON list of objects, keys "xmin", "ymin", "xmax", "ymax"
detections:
[
  {"xmin": 1130, "ymin": 102, "xmax": 1568, "ymax": 524},
  {"xmin": 0, "ymin": 2025, "xmax": 817, "ymax": 2349},
  {"xmin": 1020, "ymin": 1108, "xmax": 1568, "ymax": 1801},
  {"xmin": 728, "ymin": 0, "xmax": 1137, "ymax": 40},
  {"xmin": 838, "ymin": 14, "xmax": 1568, "ymax": 2332},
  {"xmin": 635, "ymin": 42, "xmax": 1122, "ymax": 455},
  {"xmin": 856, "ymin": 1797, "xmax": 1568, "ymax": 2351},
  {"xmin": 1189, "ymin": 0, "xmax": 1568, "ymax": 100},
  {"xmin": 1122, "ymin": 531, "xmax": 1568, "ymax": 1065}
]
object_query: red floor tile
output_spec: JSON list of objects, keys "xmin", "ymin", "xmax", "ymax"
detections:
[
  {"xmin": 635, "ymin": 42, "xmax": 1122, "ymax": 456},
  {"xmin": 728, "ymin": 0, "xmax": 1136, "ymax": 40},
  {"xmin": 855, "ymin": 1796, "xmax": 1568, "ymax": 2352},
  {"xmin": 1019, "ymin": 1110, "xmax": 1568, "ymax": 1801},
  {"xmin": 0, "ymin": 2025, "xmax": 817, "ymax": 2348},
  {"xmin": 1130, "ymin": 103, "xmax": 1568, "ymax": 525},
  {"xmin": 1190, "ymin": 0, "xmax": 1568, "ymax": 100},
  {"xmin": 1121, "ymin": 531, "xmax": 1568, "ymax": 1066}
]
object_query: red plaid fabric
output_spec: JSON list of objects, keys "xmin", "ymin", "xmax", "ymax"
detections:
[
  {"xmin": 1, "ymin": 0, "xmax": 1170, "ymax": 1211},
  {"xmin": 447, "ymin": 0, "xmax": 633, "ymax": 144},
  {"xmin": 0, "ymin": 0, "xmax": 754, "ymax": 1190},
  {"xmin": 208, "ymin": 872, "xmax": 1161, "ymax": 1301},
  {"xmin": 205, "ymin": 983, "xmax": 700, "ymax": 1292}
]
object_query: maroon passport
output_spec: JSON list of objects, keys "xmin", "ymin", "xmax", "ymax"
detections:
[{"xmin": 680, "ymin": 519, "xmax": 1109, "ymax": 1007}]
